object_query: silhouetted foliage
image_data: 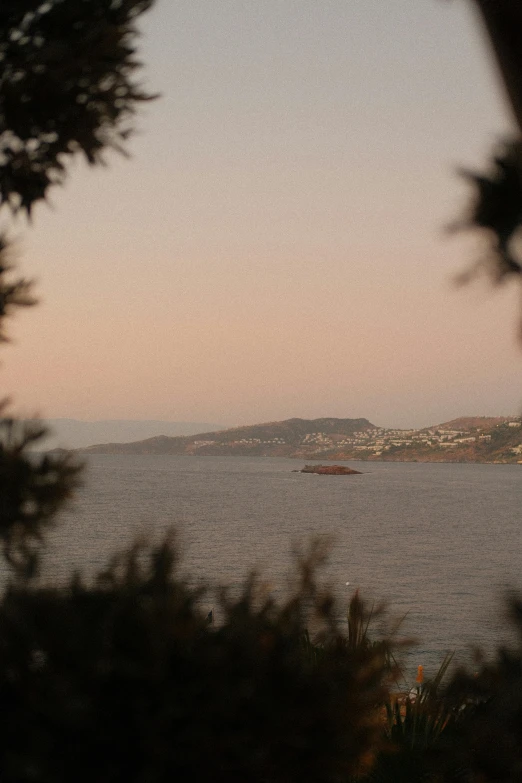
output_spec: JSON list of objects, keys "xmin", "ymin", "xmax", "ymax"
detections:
[
  {"xmin": 0, "ymin": 410, "xmax": 81, "ymax": 580},
  {"xmin": 453, "ymin": 140, "xmax": 522, "ymax": 284},
  {"xmin": 442, "ymin": 597, "xmax": 522, "ymax": 783},
  {"xmin": 453, "ymin": 1, "xmax": 522, "ymax": 318},
  {"xmin": 472, "ymin": 0, "xmax": 522, "ymax": 134},
  {"xmin": 0, "ymin": 0, "xmax": 156, "ymax": 215},
  {"xmin": 0, "ymin": 537, "xmax": 392, "ymax": 783},
  {"xmin": 0, "ymin": 235, "xmax": 36, "ymax": 342},
  {"xmin": 0, "ymin": 0, "xmax": 157, "ymax": 581},
  {"xmin": 357, "ymin": 654, "xmax": 467, "ymax": 783}
]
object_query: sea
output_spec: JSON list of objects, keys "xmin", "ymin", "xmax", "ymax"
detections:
[{"xmin": 46, "ymin": 455, "xmax": 522, "ymax": 682}]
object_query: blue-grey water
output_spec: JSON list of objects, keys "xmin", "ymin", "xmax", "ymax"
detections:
[{"xmin": 47, "ymin": 456, "xmax": 522, "ymax": 680}]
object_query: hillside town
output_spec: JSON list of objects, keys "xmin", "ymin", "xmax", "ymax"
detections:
[
  {"xmin": 297, "ymin": 421, "xmax": 522, "ymax": 458},
  {"xmin": 83, "ymin": 416, "xmax": 522, "ymax": 463},
  {"xmin": 186, "ymin": 418, "xmax": 522, "ymax": 461}
]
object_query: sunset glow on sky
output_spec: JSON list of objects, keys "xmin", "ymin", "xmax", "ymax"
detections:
[{"xmin": 3, "ymin": 0, "xmax": 522, "ymax": 429}]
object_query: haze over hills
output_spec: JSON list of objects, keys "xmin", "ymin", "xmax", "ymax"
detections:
[
  {"xmin": 80, "ymin": 417, "xmax": 375, "ymax": 456},
  {"xmin": 34, "ymin": 420, "xmax": 223, "ymax": 450},
  {"xmin": 79, "ymin": 415, "xmax": 522, "ymax": 463},
  {"xmin": 428, "ymin": 417, "xmax": 512, "ymax": 432}
]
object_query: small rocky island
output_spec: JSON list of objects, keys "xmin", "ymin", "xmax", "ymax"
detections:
[{"xmin": 299, "ymin": 464, "xmax": 362, "ymax": 475}]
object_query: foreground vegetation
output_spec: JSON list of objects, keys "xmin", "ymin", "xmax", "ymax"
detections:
[{"xmin": 0, "ymin": 533, "xmax": 520, "ymax": 782}]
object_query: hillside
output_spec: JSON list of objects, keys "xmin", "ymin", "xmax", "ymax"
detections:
[
  {"xmin": 33, "ymin": 419, "xmax": 223, "ymax": 449},
  {"xmin": 79, "ymin": 415, "xmax": 522, "ymax": 463},
  {"xmin": 80, "ymin": 417, "xmax": 376, "ymax": 456},
  {"xmin": 428, "ymin": 417, "xmax": 509, "ymax": 432}
]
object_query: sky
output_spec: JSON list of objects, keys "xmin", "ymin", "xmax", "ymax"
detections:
[{"xmin": 2, "ymin": 0, "xmax": 522, "ymax": 429}]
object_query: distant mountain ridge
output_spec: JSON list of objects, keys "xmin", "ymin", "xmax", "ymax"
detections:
[
  {"xmin": 78, "ymin": 415, "xmax": 522, "ymax": 463},
  {"xmin": 80, "ymin": 417, "xmax": 375, "ymax": 456},
  {"xmin": 34, "ymin": 420, "xmax": 223, "ymax": 450}
]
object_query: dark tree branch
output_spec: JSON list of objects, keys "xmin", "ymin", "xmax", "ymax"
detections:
[
  {"xmin": 472, "ymin": 0, "xmax": 522, "ymax": 134},
  {"xmin": 0, "ymin": 0, "xmax": 157, "ymax": 215}
]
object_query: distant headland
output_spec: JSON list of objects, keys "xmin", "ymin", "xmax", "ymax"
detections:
[{"xmin": 78, "ymin": 415, "xmax": 522, "ymax": 464}]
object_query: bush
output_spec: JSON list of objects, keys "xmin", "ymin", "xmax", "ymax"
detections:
[{"xmin": 0, "ymin": 537, "xmax": 391, "ymax": 783}]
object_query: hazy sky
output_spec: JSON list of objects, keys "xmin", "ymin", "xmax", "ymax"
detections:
[{"xmin": 3, "ymin": 0, "xmax": 522, "ymax": 429}]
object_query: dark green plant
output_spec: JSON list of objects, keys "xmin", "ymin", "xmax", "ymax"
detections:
[
  {"xmin": 345, "ymin": 590, "xmax": 400, "ymax": 674},
  {"xmin": 443, "ymin": 596, "xmax": 522, "ymax": 783},
  {"xmin": 0, "ymin": 236, "xmax": 36, "ymax": 342},
  {"xmin": 470, "ymin": 0, "xmax": 522, "ymax": 135},
  {"xmin": 449, "ymin": 1, "xmax": 522, "ymax": 336},
  {"xmin": 302, "ymin": 590, "xmax": 397, "ymax": 673},
  {"xmin": 0, "ymin": 0, "xmax": 157, "ymax": 214},
  {"xmin": 452, "ymin": 140, "xmax": 522, "ymax": 285},
  {"xmin": 353, "ymin": 653, "xmax": 470, "ymax": 783},
  {"xmin": 0, "ymin": 412, "xmax": 81, "ymax": 580},
  {"xmin": 0, "ymin": 536, "xmax": 392, "ymax": 783},
  {"xmin": 0, "ymin": 0, "xmax": 157, "ymax": 581}
]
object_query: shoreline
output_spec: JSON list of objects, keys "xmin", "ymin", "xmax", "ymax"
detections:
[{"xmin": 74, "ymin": 450, "xmax": 521, "ymax": 465}]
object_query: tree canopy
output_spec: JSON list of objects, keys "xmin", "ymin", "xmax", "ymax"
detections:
[
  {"xmin": 0, "ymin": 0, "xmax": 155, "ymax": 215},
  {"xmin": 454, "ymin": 1, "xmax": 522, "ymax": 290},
  {"xmin": 0, "ymin": 0, "xmax": 156, "ymax": 580}
]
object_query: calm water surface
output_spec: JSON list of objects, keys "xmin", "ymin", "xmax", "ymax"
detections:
[{"xmin": 48, "ymin": 456, "xmax": 522, "ymax": 676}]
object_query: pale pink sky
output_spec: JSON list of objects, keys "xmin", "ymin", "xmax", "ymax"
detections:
[{"xmin": 3, "ymin": 0, "xmax": 522, "ymax": 429}]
